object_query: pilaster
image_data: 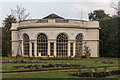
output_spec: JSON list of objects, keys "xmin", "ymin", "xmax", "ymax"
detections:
[
  {"xmin": 68, "ymin": 41, "xmax": 70, "ymax": 57},
  {"xmin": 73, "ymin": 41, "xmax": 76, "ymax": 57},
  {"xmin": 29, "ymin": 41, "xmax": 32, "ymax": 57},
  {"xmin": 34, "ymin": 41, "xmax": 37, "ymax": 57},
  {"xmin": 48, "ymin": 41, "xmax": 50, "ymax": 56},
  {"xmin": 54, "ymin": 41, "xmax": 56, "ymax": 57}
]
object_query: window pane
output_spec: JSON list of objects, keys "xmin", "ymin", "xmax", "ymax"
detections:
[
  {"xmin": 56, "ymin": 33, "xmax": 68, "ymax": 57},
  {"xmin": 23, "ymin": 34, "xmax": 29, "ymax": 56},
  {"xmin": 75, "ymin": 34, "xmax": 83, "ymax": 56},
  {"xmin": 55, "ymin": 20, "xmax": 68, "ymax": 23},
  {"xmin": 50, "ymin": 43, "xmax": 54, "ymax": 56},
  {"xmin": 70, "ymin": 43, "xmax": 73, "ymax": 56},
  {"xmin": 36, "ymin": 20, "xmax": 48, "ymax": 23},
  {"xmin": 32, "ymin": 43, "xmax": 34, "ymax": 56},
  {"xmin": 37, "ymin": 33, "xmax": 48, "ymax": 56}
]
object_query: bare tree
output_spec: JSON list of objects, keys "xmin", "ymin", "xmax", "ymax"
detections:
[
  {"xmin": 112, "ymin": 1, "xmax": 120, "ymax": 17},
  {"xmin": 118, "ymin": 1, "xmax": 120, "ymax": 16},
  {"xmin": 11, "ymin": 5, "xmax": 30, "ymax": 22}
]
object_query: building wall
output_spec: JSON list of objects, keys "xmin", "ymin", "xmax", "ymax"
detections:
[
  {"xmin": 11, "ymin": 24, "xmax": 19, "ymax": 56},
  {"xmin": 85, "ymin": 29, "xmax": 99, "ymax": 57},
  {"xmin": 86, "ymin": 41, "xmax": 99, "ymax": 57},
  {"xmin": 19, "ymin": 28, "xmax": 87, "ymax": 40}
]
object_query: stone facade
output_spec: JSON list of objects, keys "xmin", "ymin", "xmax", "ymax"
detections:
[{"xmin": 11, "ymin": 14, "xmax": 99, "ymax": 57}]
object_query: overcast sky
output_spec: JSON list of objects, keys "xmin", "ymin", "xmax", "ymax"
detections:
[{"xmin": 0, "ymin": 0, "xmax": 119, "ymax": 26}]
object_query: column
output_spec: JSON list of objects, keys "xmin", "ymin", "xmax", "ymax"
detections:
[
  {"xmin": 82, "ymin": 41, "xmax": 85, "ymax": 56},
  {"xmin": 73, "ymin": 41, "xmax": 76, "ymax": 57},
  {"xmin": 34, "ymin": 41, "xmax": 37, "ymax": 57},
  {"xmin": 48, "ymin": 41, "xmax": 50, "ymax": 56},
  {"xmin": 21, "ymin": 40, "xmax": 24, "ymax": 56},
  {"xmin": 68, "ymin": 42, "xmax": 70, "ymax": 57},
  {"xmin": 29, "ymin": 41, "xmax": 32, "ymax": 57},
  {"xmin": 54, "ymin": 41, "xmax": 56, "ymax": 57}
]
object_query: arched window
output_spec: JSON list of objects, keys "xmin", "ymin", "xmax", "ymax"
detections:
[
  {"xmin": 37, "ymin": 33, "xmax": 48, "ymax": 56},
  {"xmin": 56, "ymin": 33, "xmax": 68, "ymax": 57},
  {"xmin": 23, "ymin": 33, "xmax": 29, "ymax": 56},
  {"xmin": 75, "ymin": 33, "xmax": 83, "ymax": 56}
]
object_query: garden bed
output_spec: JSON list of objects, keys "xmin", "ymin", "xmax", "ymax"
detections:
[
  {"xmin": 2, "ymin": 63, "xmax": 83, "ymax": 73},
  {"xmin": 67, "ymin": 70, "xmax": 120, "ymax": 77},
  {"xmin": 1, "ymin": 57, "xmax": 119, "ymax": 73}
]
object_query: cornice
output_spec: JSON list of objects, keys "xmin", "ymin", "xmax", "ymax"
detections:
[{"xmin": 17, "ymin": 26, "xmax": 100, "ymax": 30}]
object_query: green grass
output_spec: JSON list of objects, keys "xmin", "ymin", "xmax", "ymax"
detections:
[
  {"xmin": 2, "ymin": 71, "xmax": 77, "ymax": 78},
  {"xmin": 106, "ymin": 75, "xmax": 120, "ymax": 78},
  {"xmin": 2, "ymin": 68, "xmax": 120, "ymax": 78},
  {"xmin": 1, "ymin": 57, "xmax": 119, "ymax": 72}
]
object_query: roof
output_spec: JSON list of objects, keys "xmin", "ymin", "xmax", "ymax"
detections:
[{"xmin": 42, "ymin": 13, "xmax": 64, "ymax": 19}]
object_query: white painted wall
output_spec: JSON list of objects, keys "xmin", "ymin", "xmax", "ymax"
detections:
[{"xmin": 19, "ymin": 28, "xmax": 87, "ymax": 40}]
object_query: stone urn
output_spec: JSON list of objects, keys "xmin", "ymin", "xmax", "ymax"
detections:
[
  {"xmin": 85, "ymin": 54, "xmax": 91, "ymax": 58},
  {"xmin": 8, "ymin": 54, "xmax": 12, "ymax": 58}
]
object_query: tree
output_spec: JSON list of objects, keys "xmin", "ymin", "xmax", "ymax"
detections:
[
  {"xmin": 2, "ymin": 5, "xmax": 30, "ymax": 56},
  {"xmin": 3, "ymin": 15, "xmax": 16, "ymax": 34},
  {"xmin": 88, "ymin": 9, "xmax": 120, "ymax": 58},
  {"xmin": 11, "ymin": 5, "xmax": 30, "ymax": 22},
  {"xmin": 0, "ymin": 27, "xmax": 2, "ymax": 56},
  {"xmin": 99, "ymin": 17, "xmax": 119, "ymax": 57},
  {"xmin": 88, "ymin": 9, "xmax": 110, "ymax": 21},
  {"xmin": 2, "ymin": 15, "xmax": 16, "ymax": 56}
]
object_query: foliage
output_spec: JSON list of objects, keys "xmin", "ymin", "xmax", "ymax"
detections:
[
  {"xmin": 84, "ymin": 42, "xmax": 91, "ymax": 55},
  {"xmin": 89, "ymin": 69, "xmax": 93, "ymax": 77},
  {"xmin": 2, "ymin": 15, "xmax": 16, "ymax": 56},
  {"xmin": 99, "ymin": 17, "xmax": 120, "ymax": 57},
  {"xmin": 88, "ymin": 9, "xmax": 110, "ymax": 21},
  {"xmin": 0, "ymin": 27, "xmax": 2, "ymax": 56},
  {"xmin": 3, "ymin": 15, "xmax": 16, "ymax": 34},
  {"xmin": 104, "ymin": 66, "xmax": 107, "ymax": 72},
  {"xmin": 93, "ymin": 67, "xmax": 97, "ymax": 72},
  {"xmin": 78, "ymin": 68, "xmax": 82, "ymax": 75}
]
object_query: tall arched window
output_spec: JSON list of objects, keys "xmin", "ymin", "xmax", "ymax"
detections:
[
  {"xmin": 23, "ymin": 33, "xmax": 30, "ymax": 56},
  {"xmin": 75, "ymin": 33, "xmax": 83, "ymax": 56},
  {"xmin": 37, "ymin": 33, "xmax": 48, "ymax": 56},
  {"xmin": 56, "ymin": 33, "xmax": 68, "ymax": 57}
]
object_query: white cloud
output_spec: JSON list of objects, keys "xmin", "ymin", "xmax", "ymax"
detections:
[
  {"xmin": 70, "ymin": 5, "xmax": 90, "ymax": 20},
  {"xmin": 0, "ymin": 21, "xmax": 3, "ymax": 27},
  {"xmin": 90, "ymin": 0, "xmax": 110, "ymax": 3},
  {"xmin": 70, "ymin": 1, "xmax": 115, "ymax": 20},
  {"xmin": 0, "ymin": 0, "xmax": 117, "ymax": 2},
  {"xmin": 71, "ymin": 2, "xmax": 115, "ymax": 15},
  {"xmin": 71, "ymin": 5, "xmax": 89, "ymax": 13}
]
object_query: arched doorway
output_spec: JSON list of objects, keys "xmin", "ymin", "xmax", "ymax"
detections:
[
  {"xmin": 37, "ymin": 33, "xmax": 48, "ymax": 56},
  {"xmin": 23, "ymin": 33, "xmax": 30, "ymax": 56},
  {"xmin": 75, "ymin": 33, "xmax": 83, "ymax": 56},
  {"xmin": 56, "ymin": 33, "xmax": 68, "ymax": 57}
]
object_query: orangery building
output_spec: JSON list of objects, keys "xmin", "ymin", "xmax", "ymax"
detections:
[{"xmin": 11, "ymin": 14, "xmax": 99, "ymax": 57}]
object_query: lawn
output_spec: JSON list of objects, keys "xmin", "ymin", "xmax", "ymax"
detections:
[
  {"xmin": 1, "ymin": 57, "xmax": 119, "ymax": 73},
  {"xmin": 2, "ymin": 68, "xmax": 120, "ymax": 78},
  {"xmin": 1, "ymin": 57, "xmax": 120, "ymax": 79}
]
